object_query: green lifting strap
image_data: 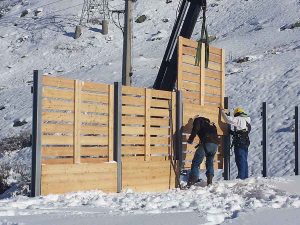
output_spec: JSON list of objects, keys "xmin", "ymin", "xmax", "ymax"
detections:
[{"xmin": 195, "ymin": 5, "xmax": 209, "ymax": 68}]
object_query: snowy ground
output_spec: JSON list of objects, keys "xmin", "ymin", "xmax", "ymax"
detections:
[{"xmin": 1, "ymin": 177, "xmax": 300, "ymax": 225}]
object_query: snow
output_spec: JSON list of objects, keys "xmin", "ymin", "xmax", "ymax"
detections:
[
  {"xmin": 0, "ymin": 177, "xmax": 300, "ymax": 225},
  {"xmin": 0, "ymin": 0, "xmax": 300, "ymax": 224}
]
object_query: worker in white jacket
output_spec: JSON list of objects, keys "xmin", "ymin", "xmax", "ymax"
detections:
[{"xmin": 220, "ymin": 107, "xmax": 251, "ymax": 180}]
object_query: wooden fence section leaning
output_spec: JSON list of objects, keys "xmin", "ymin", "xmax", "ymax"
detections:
[
  {"xmin": 121, "ymin": 86, "xmax": 176, "ymax": 191},
  {"xmin": 177, "ymin": 36, "xmax": 227, "ymax": 170},
  {"xmin": 40, "ymin": 75, "xmax": 117, "ymax": 195}
]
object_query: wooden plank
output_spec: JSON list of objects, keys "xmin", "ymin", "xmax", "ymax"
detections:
[
  {"xmin": 81, "ymin": 92, "xmax": 108, "ymax": 104},
  {"xmin": 205, "ymin": 78, "xmax": 221, "ymax": 88},
  {"xmin": 42, "ymin": 98, "xmax": 74, "ymax": 111},
  {"xmin": 182, "ymin": 91, "xmax": 200, "ymax": 101},
  {"xmin": 82, "ymin": 82, "xmax": 109, "ymax": 93},
  {"xmin": 151, "ymin": 89, "xmax": 172, "ymax": 99},
  {"xmin": 122, "ymin": 156, "xmax": 168, "ymax": 162},
  {"xmin": 43, "ymin": 87, "xmax": 74, "ymax": 100},
  {"xmin": 122, "ymin": 146, "xmax": 145, "ymax": 154},
  {"xmin": 81, "ymin": 147, "xmax": 109, "ymax": 156},
  {"xmin": 209, "ymin": 46, "xmax": 222, "ymax": 56},
  {"xmin": 177, "ymin": 36, "xmax": 183, "ymax": 90},
  {"xmin": 122, "ymin": 116, "xmax": 145, "ymax": 125},
  {"xmin": 151, "ymin": 146, "xmax": 170, "ymax": 154},
  {"xmin": 209, "ymin": 53, "xmax": 222, "ymax": 64},
  {"xmin": 151, "ymin": 99, "xmax": 169, "ymax": 108},
  {"xmin": 42, "ymin": 135, "xmax": 73, "ymax": 145},
  {"xmin": 182, "ymin": 64, "xmax": 200, "ymax": 76},
  {"xmin": 181, "ymin": 38, "xmax": 222, "ymax": 56},
  {"xmin": 150, "ymin": 137, "xmax": 170, "ymax": 145},
  {"xmin": 182, "ymin": 81, "xmax": 200, "ymax": 92},
  {"xmin": 182, "ymin": 46, "xmax": 197, "ymax": 57},
  {"xmin": 42, "ymin": 111, "xmax": 74, "ymax": 122},
  {"xmin": 182, "ymin": 72, "xmax": 201, "ymax": 83},
  {"xmin": 42, "ymin": 158, "xmax": 73, "ymax": 164},
  {"xmin": 80, "ymin": 157, "xmax": 108, "ymax": 163},
  {"xmin": 81, "ymin": 103, "xmax": 109, "ymax": 114},
  {"xmin": 208, "ymin": 62, "xmax": 222, "ymax": 72},
  {"xmin": 205, "ymin": 86, "xmax": 221, "ymax": 96},
  {"xmin": 108, "ymin": 85, "xmax": 114, "ymax": 161},
  {"xmin": 42, "ymin": 76, "xmax": 75, "ymax": 89},
  {"xmin": 80, "ymin": 136, "xmax": 108, "ymax": 145},
  {"xmin": 122, "ymin": 95, "xmax": 144, "ymax": 106},
  {"xmin": 122, "ymin": 105, "xmax": 145, "ymax": 116},
  {"xmin": 122, "ymin": 86, "xmax": 145, "ymax": 96},
  {"xmin": 74, "ymin": 80, "xmax": 82, "ymax": 164},
  {"xmin": 42, "ymin": 146, "xmax": 73, "ymax": 157},
  {"xmin": 121, "ymin": 136, "xmax": 145, "ymax": 145},
  {"xmin": 42, "ymin": 123, "xmax": 73, "ymax": 134},
  {"xmin": 81, "ymin": 114, "xmax": 108, "ymax": 124},
  {"xmin": 200, "ymin": 42, "xmax": 205, "ymax": 105},
  {"xmin": 150, "ymin": 108, "xmax": 170, "ymax": 117},
  {"xmin": 122, "ymin": 126, "xmax": 145, "ymax": 135},
  {"xmin": 80, "ymin": 125, "xmax": 108, "ymax": 135},
  {"xmin": 145, "ymin": 89, "xmax": 151, "ymax": 161},
  {"xmin": 205, "ymin": 95, "xmax": 221, "ymax": 104},
  {"xmin": 149, "ymin": 127, "xmax": 170, "ymax": 136},
  {"xmin": 150, "ymin": 117, "xmax": 170, "ymax": 126},
  {"xmin": 205, "ymin": 69, "xmax": 222, "ymax": 79},
  {"xmin": 182, "ymin": 55, "xmax": 196, "ymax": 65},
  {"xmin": 220, "ymin": 49, "xmax": 225, "ymax": 108},
  {"xmin": 42, "ymin": 163, "xmax": 117, "ymax": 174}
]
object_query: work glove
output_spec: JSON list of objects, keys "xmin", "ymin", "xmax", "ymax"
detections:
[{"xmin": 187, "ymin": 139, "xmax": 193, "ymax": 144}]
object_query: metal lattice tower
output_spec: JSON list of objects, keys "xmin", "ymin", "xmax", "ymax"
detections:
[{"xmin": 79, "ymin": 0, "xmax": 110, "ymax": 25}]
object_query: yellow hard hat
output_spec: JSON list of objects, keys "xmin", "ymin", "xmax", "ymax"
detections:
[{"xmin": 234, "ymin": 107, "xmax": 246, "ymax": 116}]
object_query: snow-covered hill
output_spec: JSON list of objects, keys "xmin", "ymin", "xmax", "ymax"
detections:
[{"xmin": 0, "ymin": 0, "xmax": 300, "ymax": 192}]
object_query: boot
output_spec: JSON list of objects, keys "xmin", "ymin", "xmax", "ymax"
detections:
[
  {"xmin": 187, "ymin": 174, "xmax": 198, "ymax": 188},
  {"xmin": 206, "ymin": 174, "xmax": 213, "ymax": 186}
]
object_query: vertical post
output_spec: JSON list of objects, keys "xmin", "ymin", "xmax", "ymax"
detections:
[
  {"xmin": 176, "ymin": 91, "xmax": 183, "ymax": 168},
  {"xmin": 144, "ymin": 89, "xmax": 151, "ymax": 161},
  {"xmin": 223, "ymin": 97, "xmax": 231, "ymax": 180},
  {"xmin": 262, "ymin": 102, "xmax": 268, "ymax": 177},
  {"xmin": 114, "ymin": 82, "xmax": 122, "ymax": 193},
  {"xmin": 108, "ymin": 85, "xmax": 114, "ymax": 162},
  {"xmin": 102, "ymin": 20, "xmax": 109, "ymax": 35},
  {"xmin": 220, "ymin": 49, "xmax": 225, "ymax": 108},
  {"xmin": 177, "ymin": 36, "xmax": 183, "ymax": 90},
  {"xmin": 31, "ymin": 70, "xmax": 42, "ymax": 197},
  {"xmin": 122, "ymin": 0, "xmax": 132, "ymax": 86},
  {"xmin": 74, "ymin": 80, "xmax": 82, "ymax": 164},
  {"xmin": 200, "ymin": 43, "xmax": 205, "ymax": 105},
  {"xmin": 295, "ymin": 106, "xmax": 299, "ymax": 175}
]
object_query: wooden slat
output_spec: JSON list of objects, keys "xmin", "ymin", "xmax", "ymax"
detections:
[
  {"xmin": 122, "ymin": 86, "xmax": 145, "ymax": 96},
  {"xmin": 182, "ymin": 64, "xmax": 200, "ymax": 75},
  {"xmin": 42, "ymin": 111, "xmax": 74, "ymax": 122},
  {"xmin": 151, "ymin": 146, "xmax": 170, "ymax": 154},
  {"xmin": 42, "ymin": 163, "xmax": 116, "ymax": 174},
  {"xmin": 43, "ymin": 87, "xmax": 74, "ymax": 100},
  {"xmin": 81, "ymin": 147, "xmax": 109, "ymax": 156},
  {"xmin": 205, "ymin": 95, "xmax": 221, "ymax": 104},
  {"xmin": 122, "ymin": 126, "xmax": 145, "ymax": 135},
  {"xmin": 82, "ymin": 82, "xmax": 109, "ymax": 93},
  {"xmin": 205, "ymin": 78, "xmax": 221, "ymax": 88},
  {"xmin": 42, "ymin": 135, "xmax": 73, "ymax": 145},
  {"xmin": 182, "ymin": 46, "xmax": 197, "ymax": 57},
  {"xmin": 81, "ymin": 114, "xmax": 108, "ymax": 124},
  {"xmin": 80, "ymin": 136, "xmax": 108, "ymax": 145},
  {"xmin": 74, "ymin": 80, "xmax": 82, "ymax": 163},
  {"xmin": 122, "ymin": 105, "xmax": 145, "ymax": 115},
  {"xmin": 108, "ymin": 85, "xmax": 114, "ymax": 161},
  {"xmin": 122, "ymin": 146, "xmax": 145, "ymax": 154},
  {"xmin": 150, "ymin": 117, "xmax": 170, "ymax": 126},
  {"xmin": 150, "ymin": 108, "xmax": 170, "ymax": 117},
  {"xmin": 182, "ymin": 81, "xmax": 200, "ymax": 92},
  {"xmin": 209, "ymin": 53, "xmax": 222, "ymax": 64},
  {"xmin": 122, "ymin": 95, "xmax": 144, "ymax": 106},
  {"xmin": 121, "ymin": 136, "xmax": 145, "ymax": 145},
  {"xmin": 122, "ymin": 116, "xmax": 145, "ymax": 125},
  {"xmin": 205, "ymin": 69, "xmax": 222, "ymax": 79},
  {"xmin": 80, "ymin": 125, "xmax": 108, "ymax": 135},
  {"xmin": 80, "ymin": 158, "xmax": 108, "ymax": 163},
  {"xmin": 182, "ymin": 72, "xmax": 201, "ymax": 83},
  {"xmin": 182, "ymin": 91, "xmax": 200, "ymax": 101},
  {"xmin": 182, "ymin": 55, "xmax": 196, "ymax": 65},
  {"xmin": 122, "ymin": 156, "xmax": 168, "ymax": 162},
  {"xmin": 149, "ymin": 127, "xmax": 170, "ymax": 135},
  {"xmin": 42, "ymin": 123, "xmax": 73, "ymax": 134},
  {"xmin": 178, "ymin": 36, "xmax": 183, "ymax": 90},
  {"xmin": 151, "ymin": 89, "xmax": 172, "ymax": 99},
  {"xmin": 208, "ymin": 62, "xmax": 222, "ymax": 71},
  {"xmin": 145, "ymin": 89, "xmax": 151, "ymax": 161},
  {"xmin": 151, "ymin": 99, "xmax": 169, "ymax": 108},
  {"xmin": 81, "ymin": 103, "xmax": 108, "ymax": 114},
  {"xmin": 81, "ymin": 93, "xmax": 108, "ymax": 104},
  {"xmin": 181, "ymin": 37, "xmax": 222, "ymax": 56},
  {"xmin": 42, "ymin": 76, "xmax": 75, "ymax": 89},
  {"xmin": 150, "ymin": 137, "xmax": 170, "ymax": 145},
  {"xmin": 42, "ymin": 99, "xmax": 74, "ymax": 111},
  {"xmin": 42, "ymin": 158, "xmax": 73, "ymax": 164},
  {"xmin": 205, "ymin": 86, "xmax": 221, "ymax": 96},
  {"xmin": 42, "ymin": 146, "xmax": 73, "ymax": 157}
]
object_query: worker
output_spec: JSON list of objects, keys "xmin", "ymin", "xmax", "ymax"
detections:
[
  {"xmin": 220, "ymin": 107, "xmax": 251, "ymax": 180},
  {"xmin": 186, "ymin": 116, "xmax": 219, "ymax": 187}
]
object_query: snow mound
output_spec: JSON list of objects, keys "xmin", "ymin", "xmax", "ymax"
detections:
[{"xmin": 0, "ymin": 177, "xmax": 299, "ymax": 224}]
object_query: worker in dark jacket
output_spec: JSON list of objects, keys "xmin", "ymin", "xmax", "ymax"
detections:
[{"xmin": 186, "ymin": 116, "xmax": 219, "ymax": 187}]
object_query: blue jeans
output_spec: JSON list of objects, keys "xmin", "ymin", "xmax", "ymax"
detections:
[
  {"xmin": 190, "ymin": 143, "xmax": 218, "ymax": 178},
  {"xmin": 234, "ymin": 146, "xmax": 248, "ymax": 179}
]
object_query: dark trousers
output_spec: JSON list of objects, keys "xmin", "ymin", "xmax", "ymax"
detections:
[{"xmin": 234, "ymin": 146, "xmax": 249, "ymax": 179}]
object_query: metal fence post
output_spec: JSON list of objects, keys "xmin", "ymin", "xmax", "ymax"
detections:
[
  {"xmin": 262, "ymin": 102, "xmax": 268, "ymax": 177},
  {"xmin": 176, "ymin": 91, "xmax": 183, "ymax": 169},
  {"xmin": 31, "ymin": 70, "xmax": 42, "ymax": 197},
  {"xmin": 114, "ymin": 82, "xmax": 122, "ymax": 193},
  {"xmin": 295, "ymin": 106, "xmax": 299, "ymax": 175},
  {"xmin": 223, "ymin": 97, "xmax": 231, "ymax": 180}
]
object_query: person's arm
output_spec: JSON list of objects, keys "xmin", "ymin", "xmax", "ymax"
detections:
[
  {"xmin": 187, "ymin": 119, "xmax": 198, "ymax": 144},
  {"xmin": 220, "ymin": 109, "xmax": 238, "ymax": 127}
]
